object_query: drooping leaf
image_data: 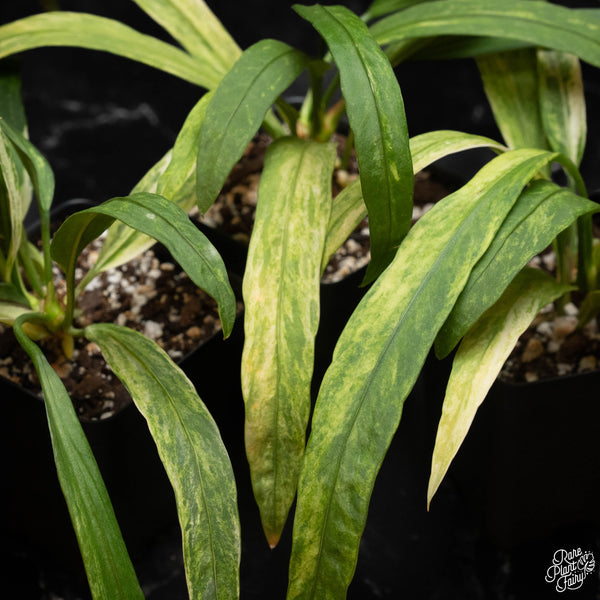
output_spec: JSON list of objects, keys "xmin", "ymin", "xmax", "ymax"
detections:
[
  {"xmin": 435, "ymin": 180, "xmax": 599, "ymax": 358},
  {"xmin": 477, "ymin": 48, "xmax": 548, "ymax": 151},
  {"xmin": 296, "ymin": 4, "xmax": 413, "ymax": 284},
  {"xmin": 287, "ymin": 148, "xmax": 559, "ymax": 599},
  {"xmin": 242, "ymin": 137, "xmax": 337, "ymax": 547},
  {"xmin": 0, "ymin": 127, "xmax": 27, "ymax": 279},
  {"xmin": 13, "ymin": 314, "xmax": 143, "ymax": 600},
  {"xmin": 82, "ymin": 92, "xmax": 214, "ymax": 290},
  {"xmin": 427, "ymin": 268, "xmax": 571, "ymax": 506},
  {"xmin": 370, "ymin": 1, "xmax": 600, "ymax": 69},
  {"xmin": 85, "ymin": 323, "xmax": 240, "ymax": 600},
  {"xmin": 196, "ymin": 39, "xmax": 309, "ymax": 212},
  {"xmin": 537, "ymin": 49, "xmax": 587, "ymax": 168},
  {"xmin": 131, "ymin": 0, "xmax": 241, "ymax": 73},
  {"xmin": 51, "ymin": 193, "xmax": 236, "ymax": 337},
  {"xmin": 0, "ymin": 117, "xmax": 54, "ymax": 212},
  {"xmin": 0, "ymin": 12, "xmax": 220, "ymax": 89},
  {"xmin": 322, "ymin": 130, "xmax": 506, "ymax": 270}
]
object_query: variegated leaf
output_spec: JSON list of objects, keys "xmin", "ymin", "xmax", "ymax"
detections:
[
  {"xmin": 537, "ymin": 49, "xmax": 586, "ymax": 168},
  {"xmin": 13, "ymin": 315, "xmax": 144, "ymax": 600},
  {"xmin": 288, "ymin": 148, "xmax": 559, "ymax": 600},
  {"xmin": 322, "ymin": 130, "xmax": 506, "ymax": 270},
  {"xmin": 296, "ymin": 4, "xmax": 413, "ymax": 283},
  {"xmin": 242, "ymin": 137, "xmax": 337, "ymax": 547},
  {"xmin": 477, "ymin": 48, "xmax": 548, "ymax": 151},
  {"xmin": 370, "ymin": 1, "xmax": 600, "ymax": 69},
  {"xmin": 0, "ymin": 12, "xmax": 219, "ymax": 88},
  {"xmin": 51, "ymin": 193, "xmax": 236, "ymax": 337},
  {"xmin": 427, "ymin": 268, "xmax": 572, "ymax": 505},
  {"xmin": 435, "ymin": 180, "xmax": 599, "ymax": 358},
  {"xmin": 131, "ymin": 0, "xmax": 240, "ymax": 73},
  {"xmin": 85, "ymin": 324, "xmax": 240, "ymax": 600},
  {"xmin": 196, "ymin": 39, "xmax": 309, "ymax": 212}
]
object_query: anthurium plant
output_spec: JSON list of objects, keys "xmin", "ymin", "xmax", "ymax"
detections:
[
  {"xmin": 2, "ymin": 0, "xmax": 600, "ymax": 598},
  {"xmin": 0, "ymin": 71, "xmax": 239, "ymax": 599}
]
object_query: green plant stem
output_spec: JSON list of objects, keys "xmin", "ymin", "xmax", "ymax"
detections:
[
  {"xmin": 262, "ymin": 109, "xmax": 288, "ymax": 139},
  {"xmin": 17, "ymin": 243, "xmax": 43, "ymax": 298}
]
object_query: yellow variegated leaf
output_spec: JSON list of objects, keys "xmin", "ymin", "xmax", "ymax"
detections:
[
  {"xmin": 242, "ymin": 137, "xmax": 337, "ymax": 547},
  {"xmin": 427, "ymin": 268, "xmax": 572, "ymax": 506}
]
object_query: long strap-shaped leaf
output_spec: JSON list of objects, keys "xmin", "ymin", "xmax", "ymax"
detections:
[
  {"xmin": 13, "ymin": 315, "xmax": 143, "ymax": 600},
  {"xmin": 435, "ymin": 180, "xmax": 599, "ymax": 358},
  {"xmin": 0, "ymin": 12, "xmax": 220, "ymax": 89},
  {"xmin": 80, "ymin": 92, "xmax": 214, "ymax": 290},
  {"xmin": 322, "ymin": 130, "xmax": 506, "ymax": 269},
  {"xmin": 85, "ymin": 323, "xmax": 240, "ymax": 600},
  {"xmin": 196, "ymin": 39, "xmax": 309, "ymax": 212},
  {"xmin": 370, "ymin": 0, "xmax": 600, "ymax": 69},
  {"xmin": 296, "ymin": 4, "xmax": 413, "ymax": 284},
  {"xmin": 287, "ymin": 148, "xmax": 559, "ymax": 600},
  {"xmin": 51, "ymin": 192, "xmax": 236, "ymax": 337},
  {"xmin": 427, "ymin": 268, "xmax": 572, "ymax": 506},
  {"xmin": 131, "ymin": 0, "xmax": 241, "ymax": 73},
  {"xmin": 242, "ymin": 137, "xmax": 337, "ymax": 548},
  {"xmin": 477, "ymin": 48, "xmax": 548, "ymax": 151}
]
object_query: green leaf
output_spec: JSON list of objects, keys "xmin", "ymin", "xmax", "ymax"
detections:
[
  {"xmin": 322, "ymin": 130, "xmax": 506, "ymax": 270},
  {"xmin": 0, "ymin": 116, "xmax": 55, "ymax": 212},
  {"xmin": 196, "ymin": 39, "xmax": 309, "ymax": 212},
  {"xmin": 13, "ymin": 315, "xmax": 143, "ymax": 600},
  {"xmin": 131, "ymin": 0, "xmax": 241, "ymax": 73},
  {"xmin": 0, "ymin": 299, "xmax": 33, "ymax": 325},
  {"xmin": 427, "ymin": 268, "xmax": 571, "ymax": 506},
  {"xmin": 0, "ymin": 127, "xmax": 28, "ymax": 279},
  {"xmin": 0, "ymin": 63, "xmax": 27, "ymax": 132},
  {"xmin": 85, "ymin": 323, "xmax": 240, "ymax": 600},
  {"xmin": 51, "ymin": 193, "xmax": 236, "ymax": 337},
  {"xmin": 477, "ymin": 48, "xmax": 548, "ymax": 151},
  {"xmin": 287, "ymin": 148, "xmax": 558, "ymax": 599},
  {"xmin": 370, "ymin": 1, "xmax": 600, "ymax": 69},
  {"xmin": 537, "ymin": 49, "xmax": 587, "ymax": 167},
  {"xmin": 364, "ymin": 0, "xmax": 431, "ymax": 21},
  {"xmin": 242, "ymin": 137, "xmax": 337, "ymax": 547},
  {"xmin": 579, "ymin": 290, "xmax": 600, "ymax": 326},
  {"xmin": 82, "ymin": 92, "xmax": 214, "ymax": 290},
  {"xmin": 0, "ymin": 281, "xmax": 30, "ymax": 306},
  {"xmin": 296, "ymin": 4, "xmax": 413, "ymax": 284},
  {"xmin": 0, "ymin": 12, "xmax": 221, "ymax": 89},
  {"xmin": 435, "ymin": 180, "xmax": 599, "ymax": 358}
]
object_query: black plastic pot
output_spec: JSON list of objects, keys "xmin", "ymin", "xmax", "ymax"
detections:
[
  {"xmin": 425, "ymin": 350, "xmax": 600, "ymax": 597},
  {"xmin": 0, "ymin": 200, "xmax": 247, "ymax": 596}
]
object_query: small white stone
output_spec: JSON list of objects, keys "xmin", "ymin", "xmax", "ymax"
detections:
[{"xmin": 143, "ymin": 320, "xmax": 163, "ymax": 340}]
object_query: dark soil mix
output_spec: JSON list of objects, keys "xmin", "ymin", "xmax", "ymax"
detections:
[{"xmin": 0, "ymin": 239, "xmax": 237, "ymax": 421}]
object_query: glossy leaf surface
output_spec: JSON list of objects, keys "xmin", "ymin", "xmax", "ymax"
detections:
[
  {"xmin": 242, "ymin": 137, "xmax": 337, "ymax": 547},
  {"xmin": 296, "ymin": 4, "xmax": 413, "ymax": 283},
  {"xmin": 14, "ymin": 315, "xmax": 143, "ymax": 600},
  {"xmin": 287, "ymin": 148, "xmax": 558, "ymax": 600},
  {"xmin": 51, "ymin": 193, "xmax": 236, "ymax": 337},
  {"xmin": 196, "ymin": 39, "xmax": 309, "ymax": 212},
  {"xmin": 370, "ymin": 1, "xmax": 600, "ymax": 69},
  {"xmin": 86, "ymin": 324, "xmax": 240, "ymax": 600},
  {"xmin": 0, "ymin": 12, "xmax": 218, "ymax": 88},
  {"xmin": 435, "ymin": 180, "xmax": 599, "ymax": 358},
  {"xmin": 428, "ymin": 268, "xmax": 571, "ymax": 505}
]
